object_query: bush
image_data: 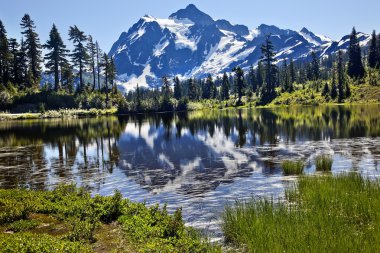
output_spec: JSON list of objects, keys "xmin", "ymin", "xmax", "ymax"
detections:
[{"xmin": 316, "ymin": 155, "xmax": 333, "ymax": 171}]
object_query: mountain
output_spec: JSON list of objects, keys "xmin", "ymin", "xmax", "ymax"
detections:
[{"xmin": 109, "ymin": 4, "xmax": 371, "ymax": 89}]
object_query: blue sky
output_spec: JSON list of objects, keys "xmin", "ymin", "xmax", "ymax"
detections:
[{"xmin": 1, "ymin": 0, "xmax": 379, "ymax": 52}]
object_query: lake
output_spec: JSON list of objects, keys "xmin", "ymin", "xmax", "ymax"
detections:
[{"xmin": 1, "ymin": 104, "xmax": 380, "ymax": 238}]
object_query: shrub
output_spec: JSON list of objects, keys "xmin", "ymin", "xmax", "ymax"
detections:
[{"xmin": 7, "ymin": 219, "xmax": 40, "ymax": 232}]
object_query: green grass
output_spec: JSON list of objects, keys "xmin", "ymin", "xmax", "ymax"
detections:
[
  {"xmin": 0, "ymin": 185, "xmax": 219, "ymax": 253},
  {"xmin": 316, "ymin": 155, "xmax": 333, "ymax": 171},
  {"xmin": 222, "ymin": 173, "xmax": 380, "ymax": 252},
  {"xmin": 282, "ymin": 160, "xmax": 304, "ymax": 175}
]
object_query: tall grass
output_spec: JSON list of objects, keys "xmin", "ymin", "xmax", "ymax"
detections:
[
  {"xmin": 222, "ymin": 174, "xmax": 380, "ymax": 252},
  {"xmin": 316, "ymin": 154, "xmax": 333, "ymax": 171},
  {"xmin": 282, "ymin": 160, "xmax": 304, "ymax": 175}
]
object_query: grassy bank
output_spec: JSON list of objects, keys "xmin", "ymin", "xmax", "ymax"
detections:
[
  {"xmin": 222, "ymin": 173, "xmax": 380, "ymax": 252},
  {"xmin": 0, "ymin": 185, "xmax": 219, "ymax": 253},
  {"xmin": 0, "ymin": 108, "xmax": 118, "ymax": 121}
]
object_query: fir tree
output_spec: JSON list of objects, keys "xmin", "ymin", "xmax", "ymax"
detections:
[
  {"xmin": 8, "ymin": 38, "xmax": 20, "ymax": 85},
  {"xmin": 289, "ymin": 59, "xmax": 295, "ymax": 87},
  {"xmin": 109, "ymin": 57, "xmax": 117, "ymax": 94},
  {"xmin": 280, "ymin": 60, "xmax": 290, "ymax": 92},
  {"xmin": 135, "ymin": 83, "xmax": 141, "ymax": 111},
  {"xmin": 260, "ymin": 35, "xmax": 277, "ymax": 103},
  {"xmin": 221, "ymin": 72, "xmax": 230, "ymax": 100},
  {"xmin": 101, "ymin": 53, "xmax": 109, "ymax": 103},
  {"xmin": 20, "ymin": 14, "xmax": 42, "ymax": 87},
  {"xmin": 233, "ymin": 66, "xmax": 245, "ymax": 105},
  {"xmin": 322, "ymin": 82, "xmax": 330, "ymax": 97},
  {"xmin": 173, "ymin": 76, "xmax": 181, "ymax": 100},
  {"xmin": 368, "ymin": 30, "xmax": 378, "ymax": 68},
  {"xmin": 347, "ymin": 27, "xmax": 365, "ymax": 79},
  {"xmin": 330, "ymin": 70, "xmax": 338, "ymax": 99},
  {"xmin": 202, "ymin": 74, "xmax": 212, "ymax": 99},
  {"xmin": 87, "ymin": 35, "xmax": 97, "ymax": 91},
  {"xmin": 96, "ymin": 41, "xmax": 101, "ymax": 90},
  {"xmin": 311, "ymin": 51, "xmax": 320, "ymax": 81},
  {"xmin": 61, "ymin": 62, "xmax": 74, "ymax": 93},
  {"xmin": 68, "ymin": 25, "xmax": 88, "ymax": 91},
  {"xmin": 0, "ymin": 21, "xmax": 9, "ymax": 85},
  {"xmin": 188, "ymin": 78, "xmax": 197, "ymax": 100},
  {"xmin": 256, "ymin": 61, "xmax": 263, "ymax": 89},
  {"xmin": 337, "ymin": 50, "xmax": 346, "ymax": 102},
  {"xmin": 43, "ymin": 24, "xmax": 69, "ymax": 91},
  {"xmin": 248, "ymin": 65, "xmax": 257, "ymax": 92}
]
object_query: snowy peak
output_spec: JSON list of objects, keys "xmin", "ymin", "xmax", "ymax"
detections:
[
  {"xmin": 169, "ymin": 4, "xmax": 214, "ymax": 26},
  {"xmin": 110, "ymin": 4, "xmax": 371, "ymax": 91},
  {"xmin": 300, "ymin": 27, "xmax": 332, "ymax": 46}
]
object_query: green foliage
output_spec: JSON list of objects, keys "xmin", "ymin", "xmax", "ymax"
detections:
[
  {"xmin": 0, "ymin": 185, "xmax": 218, "ymax": 252},
  {"xmin": 282, "ymin": 160, "xmax": 304, "ymax": 175},
  {"xmin": 7, "ymin": 219, "xmax": 40, "ymax": 232},
  {"xmin": 315, "ymin": 154, "xmax": 333, "ymax": 171},
  {"xmin": 223, "ymin": 174, "xmax": 380, "ymax": 252},
  {"xmin": 0, "ymin": 233, "xmax": 92, "ymax": 253}
]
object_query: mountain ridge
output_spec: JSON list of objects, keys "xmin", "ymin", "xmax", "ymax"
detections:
[{"xmin": 109, "ymin": 4, "xmax": 371, "ymax": 90}]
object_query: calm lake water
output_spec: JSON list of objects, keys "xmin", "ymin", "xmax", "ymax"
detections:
[{"xmin": 1, "ymin": 104, "xmax": 380, "ymax": 238}]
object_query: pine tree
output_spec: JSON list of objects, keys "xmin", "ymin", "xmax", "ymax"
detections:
[
  {"xmin": 347, "ymin": 27, "xmax": 365, "ymax": 79},
  {"xmin": 330, "ymin": 70, "xmax": 338, "ymax": 99},
  {"xmin": 61, "ymin": 62, "xmax": 74, "ymax": 93},
  {"xmin": 368, "ymin": 30, "xmax": 378, "ymax": 68},
  {"xmin": 311, "ymin": 51, "xmax": 320, "ymax": 80},
  {"xmin": 68, "ymin": 25, "xmax": 88, "ymax": 91},
  {"xmin": 135, "ymin": 83, "xmax": 141, "ymax": 111},
  {"xmin": 248, "ymin": 65, "xmax": 257, "ymax": 92},
  {"xmin": 188, "ymin": 78, "xmax": 197, "ymax": 100},
  {"xmin": 280, "ymin": 60, "xmax": 290, "ymax": 91},
  {"xmin": 337, "ymin": 50, "xmax": 346, "ymax": 102},
  {"xmin": 173, "ymin": 76, "xmax": 181, "ymax": 100},
  {"xmin": 43, "ymin": 24, "xmax": 69, "ymax": 91},
  {"xmin": 101, "ymin": 53, "xmax": 109, "ymax": 103},
  {"xmin": 0, "ymin": 20, "xmax": 9, "ymax": 85},
  {"xmin": 8, "ymin": 38, "xmax": 19, "ymax": 85},
  {"xmin": 289, "ymin": 59, "xmax": 295, "ymax": 87},
  {"xmin": 260, "ymin": 35, "xmax": 277, "ymax": 103},
  {"xmin": 87, "ymin": 35, "xmax": 97, "ymax": 91},
  {"xmin": 322, "ymin": 82, "xmax": 330, "ymax": 97},
  {"xmin": 20, "ymin": 14, "xmax": 42, "ymax": 87},
  {"xmin": 109, "ymin": 57, "xmax": 117, "ymax": 94},
  {"xmin": 96, "ymin": 41, "xmax": 101, "ymax": 90},
  {"xmin": 233, "ymin": 66, "xmax": 245, "ymax": 105},
  {"xmin": 256, "ymin": 61, "xmax": 263, "ymax": 90},
  {"xmin": 221, "ymin": 72, "xmax": 230, "ymax": 100}
]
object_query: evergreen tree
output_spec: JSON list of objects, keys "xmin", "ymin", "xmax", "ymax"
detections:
[
  {"xmin": 221, "ymin": 72, "xmax": 230, "ymax": 100},
  {"xmin": 233, "ymin": 66, "xmax": 245, "ymax": 105},
  {"xmin": 87, "ymin": 35, "xmax": 97, "ymax": 91},
  {"xmin": 311, "ymin": 51, "xmax": 320, "ymax": 80},
  {"xmin": 96, "ymin": 41, "xmax": 101, "ymax": 90},
  {"xmin": 248, "ymin": 65, "xmax": 257, "ymax": 92},
  {"xmin": 173, "ymin": 76, "xmax": 181, "ymax": 100},
  {"xmin": 0, "ymin": 20, "xmax": 10, "ymax": 86},
  {"xmin": 135, "ymin": 83, "xmax": 141, "ymax": 111},
  {"xmin": 43, "ymin": 24, "xmax": 69, "ymax": 91},
  {"xmin": 20, "ymin": 14, "xmax": 42, "ymax": 87},
  {"xmin": 280, "ymin": 60, "xmax": 290, "ymax": 91},
  {"xmin": 337, "ymin": 50, "xmax": 346, "ymax": 102},
  {"xmin": 68, "ymin": 25, "xmax": 88, "ymax": 91},
  {"xmin": 260, "ymin": 35, "xmax": 277, "ymax": 103},
  {"xmin": 188, "ymin": 78, "xmax": 197, "ymax": 100},
  {"xmin": 347, "ymin": 27, "xmax": 365, "ymax": 79},
  {"xmin": 109, "ymin": 57, "xmax": 117, "ymax": 93},
  {"xmin": 101, "ymin": 53, "xmax": 109, "ymax": 103},
  {"xmin": 368, "ymin": 30, "xmax": 378, "ymax": 69},
  {"xmin": 256, "ymin": 61, "xmax": 264, "ymax": 89},
  {"xmin": 61, "ymin": 62, "xmax": 74, "ymax": 93},
  {"xmin": 8, "ymin": 38, "xmax": 20, "ymax": 85},
  {"xmin": 330, "ymin": 70, "xmax": 338, "ymax": 99},
  {"xmin": 202, "ymin": 74, "xmax": 212, "ymax": 99},
  {"xmin": 322, "ymin": 82, "xmax": 330, "ymax": 97},
  {"xmin": 289, "ymin": 59, "xmax": 295, "ymax": 86},
  {"xmin": 162, "ymin": 76, "xmax": 171, "ymax": 100}
]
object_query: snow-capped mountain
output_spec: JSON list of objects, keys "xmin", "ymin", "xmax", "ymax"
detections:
[{"xmin": 109, "ymin": 4, "xmax": 371, "ymax": 89}]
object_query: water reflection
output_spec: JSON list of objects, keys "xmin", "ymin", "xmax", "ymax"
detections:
[{"xmin": 1, "ymin": 104, "xmax": 380, "ymax": 237}]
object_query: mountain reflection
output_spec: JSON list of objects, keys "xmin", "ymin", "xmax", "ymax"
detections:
[{"xmin": 0, "ymin": 104, "xmax": 380, "ymax": 196}]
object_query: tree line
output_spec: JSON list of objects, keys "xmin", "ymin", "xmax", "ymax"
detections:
[
  {"xmin": 1, "ymin": 18, "xmax": 380, "ymax": 113},
  {"xmin": 0, "ymin": 15, "xmax": 121, "ymax": 111}
]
